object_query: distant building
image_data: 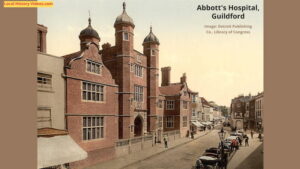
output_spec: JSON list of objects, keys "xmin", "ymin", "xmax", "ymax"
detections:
[
  {"xmin": 201, "ymin": 97, "xmax": 214, "ymax": 122},
  {"xmin": 230, "ymin": 92, "xmax": 263, "ymax": 131},
  {"xmin": 255, "ymin": 92, "xmax": 264, "ymax": 130}
]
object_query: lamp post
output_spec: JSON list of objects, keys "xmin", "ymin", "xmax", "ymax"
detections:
[{"xmin": 218, "ymin": 128, "xmax": 226, "ymax": 168}]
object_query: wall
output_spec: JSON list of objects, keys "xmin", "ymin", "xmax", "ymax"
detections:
[{"xmin": 37, "ymin": 52, "xmax": 65, "ymax": 130}]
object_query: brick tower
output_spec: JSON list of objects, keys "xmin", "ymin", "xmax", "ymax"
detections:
[
  {"xmin": 143, "ymin": 26, "xmax": 160, "ymax": 134},
  {"xmin": 114, "ymin": 2, "xmax": 135, "ymax": 139}
]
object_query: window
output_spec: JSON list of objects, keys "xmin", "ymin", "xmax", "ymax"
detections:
[
  {"xmin": 134, "ymin": 65, "xmax": 143, "ymax": 77},
  {"xmin": 157, "ymin": 100, "xmax": 163, "ymax": 108},
  {"xmin": 86, "ymin": 60, "xmax": 101, "ymax": 74},
  {"xmin": 37, "ymin": 108, "xmax": 51, "ymax": 129},
  {"xmin": 134, "ymin": 85, "xmax": 143, "ymax": 102},
  {"xmin": 151, "ymin": 49, "xmax": 156, "ymax": 56},
  {"xmin": 192, "ymin": 109, "xmax": 196, "ymax": 117},
  {"xmin": 166, "ymin": 100, "xmax": 175, "ymax": 110},
  {"xmin": 37, "ymin": 73, "xmax": 52, "ymax": 89},
  {"xmin": 183, "ymin": 101, "xmax": 188, "ymax": 109},
  {"xmin": 192, "ymin": 95, "xmax": 196, "ymax": 103},
  {"xmin": 82, "ymin": 82, "xmax": 104, "ymax": 102},
  {"xmin": 123, "ymin": 32, "xmax": 129, "ymax": 41},
  {"xmin": 158, "ymin": 116, "xmax": 163, "ymax": 128},
  {"xmin": 166, "ymin": 116, "xmax": 174, "ymax": 128},
  {"xmin": 82, "ymin": 116, "xmax": 104, "ymax": 140},
  {"xmin": 183, "ymin": 116, "xmax": 188, "ymax": 127},
  {"xmin": 183, "ymin": 91, "xmax": 188, "ymax": 96}
]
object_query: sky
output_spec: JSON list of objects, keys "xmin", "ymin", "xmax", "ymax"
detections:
[{"xmin": 38, "ymin": 0, "xmax": 263, "ymax": 106}]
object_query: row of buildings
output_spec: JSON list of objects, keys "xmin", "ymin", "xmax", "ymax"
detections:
[
  {"xmin": 37, "ymin": 3, "xmax": 224, "ymax": 169},
  {"xmin": 229, "ymin": 92, "xmax": 264, "ymax": 131}
]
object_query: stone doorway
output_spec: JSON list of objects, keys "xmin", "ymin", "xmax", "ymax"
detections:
[{"xmin": 134, "ymin": 116, "xmax": 143, "ymax": 137}]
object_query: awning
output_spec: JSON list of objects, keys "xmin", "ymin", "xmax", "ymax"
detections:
[
  {"xmin": 201, "ymin": 121, "xmax": 213, "ymax": 125},
  {"xmin": 192, "ymin": 121, "xmax": 204, "ymax": 127},
  {"xmin": 38, "ymin": 135, "xmax": 88, "ymax": 169}
]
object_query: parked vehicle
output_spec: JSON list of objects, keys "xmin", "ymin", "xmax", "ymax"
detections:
[
  {"xmin": 230, "ymin": 133, "xmax": 243, "ymax": 141},
  {"xmin": 205, "ymin": 147, "xmax": 220, "ymax": 154},
  {"xmin": 198, "ymin": 156, "xmax": 220, "ymax": 167}
]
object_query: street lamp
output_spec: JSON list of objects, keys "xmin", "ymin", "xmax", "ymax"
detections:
[
  {"xmin": 218, "ymin": 128, "xmax": 227, "ymax": 168},
  {"xmin": 218, "ymin": 129, "xmax": 226, "ymax": 141}
]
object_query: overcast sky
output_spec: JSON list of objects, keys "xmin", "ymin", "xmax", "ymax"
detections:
[{"xmin": 38, "ymin": 0, "xmax": 263, "ymax": 106}]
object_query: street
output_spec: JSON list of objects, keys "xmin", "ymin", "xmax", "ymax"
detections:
[{"xmin": 124, "ymin": 129, "xmax": 221, "ymax": 169}]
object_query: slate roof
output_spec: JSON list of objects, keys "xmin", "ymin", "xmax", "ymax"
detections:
[{"xmin": 62, "ymin": 51, "xmax": 81, "ymax": 66}]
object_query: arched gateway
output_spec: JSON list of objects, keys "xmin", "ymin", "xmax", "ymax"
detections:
[{"xmin": 134, "ymin": 116, "xmax": 143, "ymax": 137}]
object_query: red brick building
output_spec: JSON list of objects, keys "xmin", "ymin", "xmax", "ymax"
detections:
[
  {"xmin": 101, "ymin": 2, "xmax": 162, "ymax": 140},
  {"xmin": 159, "ymin": 68, "xmax": 196, "ymax": 137},
  {"xmin": 54, "ymin": 2, "xmax": 197, "ymax": 168},
  {"xmin": 63, "ymin": 17, "xmax": 119, "ymax": 169}
]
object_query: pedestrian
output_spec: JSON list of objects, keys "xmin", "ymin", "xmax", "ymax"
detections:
[
  {"xmin": 163, "ymin": 135, "xmax": 168, "ymax": 148},
  {"xmin": 191, "ymin": 131, "xmax": 194, "ymax": 139},
  {"xmin": 258, "ymin": 133, "xmax": 262, "ymax": 142},
  {"xmin": 154, "ymin": 134, "xmax": 157, "ymax": 145},
  {"xmin": 245, "ymin": 136, "xmax": 249, "ymax": 146},
  {"xmin": 251, "ymin": 130, "xmax": 254, "ymax": 139},
  {"xmin": 234, "ymin": 139, "xmax": 239, "ymax": 150},
  {"xmin": 230, "ymin": 140, "xmax": 234, "ymax": 152},
  {"xmin": 237, "ymin": 137, "xmax": 242, "ymax": 146}
]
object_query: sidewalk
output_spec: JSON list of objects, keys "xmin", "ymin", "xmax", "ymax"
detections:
[
  {"xmin": 227, "ymin": 134, "xmax": 263, "ymax": 169},
  {"xmin": 86, "ymin": 130, "xmax": 212, "ymax": 169}
]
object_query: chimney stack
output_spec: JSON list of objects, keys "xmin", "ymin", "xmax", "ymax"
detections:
[
  {"xmin": 37, "ymin": 24, "xmax": 47, "ymax": 53},
  {"xmin": 161, "ymin": 67, "xmax": 171, "ymax": 86},
  {"xmin": 180, "ymin": 73, "xmax": 187, "ymax": 84}
]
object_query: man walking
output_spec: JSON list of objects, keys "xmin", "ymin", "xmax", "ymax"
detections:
[
  {"xmin": 245, "ymin": 136, "xmax": 249, "ymax": 146},
  {"xmin": 163, "ymin": 135, "xmax": 168, "ymax": 148}
]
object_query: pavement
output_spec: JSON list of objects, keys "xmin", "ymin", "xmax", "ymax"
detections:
[
  {"xmin": 86, "ymin": 129, "xmax": 214, "ymax": 169},
  {"xmin": 227, "ymin": 133, "xmax": 263, "ymax": 169},
  {"xmin": 86, "ymin": 128, "xmax": 263, "ymax": 169}
]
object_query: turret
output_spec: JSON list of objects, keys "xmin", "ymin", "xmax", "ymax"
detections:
[{"xmin": 114, "ymin": 2, "xmax": 134, "ymax": 55}]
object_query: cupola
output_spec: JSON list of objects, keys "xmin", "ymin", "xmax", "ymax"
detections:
[
  {"xmin": 143, "ymin": 26, "xmax": 160, "ymax": 45},
  {"xmin": 79, "ymin": 17, "xmax": 100, "ymax": 41},
  {"xmin": 114, "ymin": 2, "xmax": 135, "ymax": 28}
]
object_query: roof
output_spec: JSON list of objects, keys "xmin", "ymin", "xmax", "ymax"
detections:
[
  {"xmin": 143, "ymin": 26, "xmax": 160, "ymax": 45},
  {"xmin": 201, "ymin": 97, "xmax": 213, "ymax": 107},
  {"xmin": 114, "ymin": 2, "xmax": 135, "ymax": 28},
  {"xmin": 187, "ymin": 87, "xmax": 198, "ymax": 94},
  {"xmin": 38, "ymin": 128, "xmax": 69, "ymax": 137},
  {"xmin": 62, "ymin": 51, "xmax": 81, "ymax": 66},
  {"xmin": 79, "ymin": 18, "xmax": 100, "ymax": 40},
  {"xmin": 159, "ymin": 83, "xmax": 183, "ymax": 96}
]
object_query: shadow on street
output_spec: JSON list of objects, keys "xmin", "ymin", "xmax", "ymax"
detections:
[{"xmin": 234, "ymin": 144, "xmax": 263, "ymax": 169}]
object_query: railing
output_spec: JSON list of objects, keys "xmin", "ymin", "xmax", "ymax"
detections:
[
  {"xmin": 115, "ymin": 134, "xmax": 154, "ymax": 147},
  {"xmin": 131, "ymin": 137, "xmax": 143, "ymax": 144},
  {"xmin": 116, "ymin": 139, "xmax": 130, "ymax": 147},
  {"xmin": 163, "ymin": 130, "xmax": 180, "ymax": 136}
]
